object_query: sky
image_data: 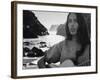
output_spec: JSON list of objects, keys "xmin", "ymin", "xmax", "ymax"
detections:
[{"xmin": 33, "ymin": 10, "xmax": 68, "ymax": 30}]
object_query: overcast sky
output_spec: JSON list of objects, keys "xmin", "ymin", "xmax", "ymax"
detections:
[{"xmin": 33, "ymin": 10, "xmax": 68, "ymax": 30}]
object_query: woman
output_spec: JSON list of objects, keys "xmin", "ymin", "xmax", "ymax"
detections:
[{"xmin": 38, "ymin": 13, "xmax": 90, "ymax": 68}]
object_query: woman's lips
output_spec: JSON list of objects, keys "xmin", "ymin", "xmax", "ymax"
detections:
[{"xmin": 70, "ymin": 28, "xmax": 76, "ymax": 32}]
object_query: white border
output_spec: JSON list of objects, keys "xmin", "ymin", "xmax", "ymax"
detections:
[{"xmin": 17, "ymin": 3, "xmax": 96, "ymax": 76}]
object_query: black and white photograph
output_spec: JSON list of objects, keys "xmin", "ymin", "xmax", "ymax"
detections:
[
  {"xmin": 23, "ymin": 10, "xmax": 91, "ymax": 69},
  {"xmin": 11, "ymin": 1, "xmax": 97, "ymax": 78}
]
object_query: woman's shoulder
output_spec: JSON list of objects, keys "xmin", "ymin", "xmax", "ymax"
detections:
[
  {"xmin": 56, "ymin": 39, "xmax": 66, "ymax": 47},
  {"xmin": 49, "ymin": 40, "xmax": 66, "ymax": 52},
  {"xmin": 50, "ymin": 39, "xmax": 68, "ymax": 51},
  {"xmin": 59, "ymin": 39, "xmax": 66, "ymax": 44}
]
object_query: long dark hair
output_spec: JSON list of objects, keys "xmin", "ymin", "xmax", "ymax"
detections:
[{"xmin": 66, "ymin": 13, "xmax": 90, "ymax": 55}]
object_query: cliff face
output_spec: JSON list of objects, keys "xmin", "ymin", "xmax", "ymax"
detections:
[
  {"xmin": 23, "ymin": 10, "xmax": 49, "ymax": 38},
  {"xmin": 56, "ymin": 24, "xmax": 66, "ymax": 37},
  {"xmin": 49, "ymin": 24, "xmax": 59, "ymax": 32},
  {"xmin": 49, "ymin": 23, "xmax": 66, "ymax": 37}
]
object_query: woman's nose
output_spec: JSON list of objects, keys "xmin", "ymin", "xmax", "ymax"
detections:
[{"xmin": 71, "ymin": 23, "xmax": 74, "ymax": 27}]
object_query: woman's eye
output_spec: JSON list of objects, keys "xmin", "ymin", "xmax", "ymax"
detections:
[{"xmin": 74, "ymin": 19, "xmax": 77, "ymax": 22}]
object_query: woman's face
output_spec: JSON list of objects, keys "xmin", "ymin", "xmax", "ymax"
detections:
[{"xmin": 68, "ymin": 13, "xmax": 79, "ymax": 36}]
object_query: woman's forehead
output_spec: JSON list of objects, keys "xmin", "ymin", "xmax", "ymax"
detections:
[{"xmin": 69, "ymin": 13, "xmax": 77, "ymax": 19}]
